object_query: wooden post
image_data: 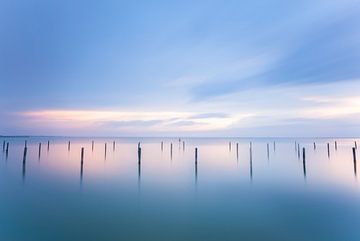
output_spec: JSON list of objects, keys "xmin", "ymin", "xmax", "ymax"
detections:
[
  {"xmin": 267, "ymin": 143, "xmax": 269, "ymax": 159},
  {"xmin": 81, "ymin": 147, "xmax": 84, "ymax": 165},
  {"xmin": 6, "ymin": 142, "xmax": 9, "ymax": 153},
  {"xmin": 92, "ymin": 141, "xmax": 94, "ymax": 151},
  {"xmin": 302, "ymin": 147, "xmax": 306, "ymax": 162},
  {"xmin": 295, "ymin": 141, "xmax": 297, "ymax": 151},
  {"xmin": 2, "ymin": 140, "xmax": 5, "ymax": 152},
  {"xmin": 38, "ymin": 143, "xmax": 41, "ymax": 159},
  {"xmin": 327, "ymin": 143, "xmax": 330, "ymax": 158},
  {"xmin": 80, "ymin": 147, "xmax": 84, "ymax": 181},
  {"xmin": 105, "ymin": 143, "xmax": 107, "ymax": 156},
  {"xmin": 47, "ymin": 140, "xmax": 50, "ymax": 152},
  {"xmin": 353, "ymin": 147, "xmax": 357, "ymax": 162},
  {"xmin": 23, "ymin": 146, "xmax": 27, "ymax": 164},
  {"xmin": 273, "ymin": 141, "xmax": 275, "ymax": 152},
  {"xmin": 161, "ymin": 141, "xmax": 163, "ymax": 151},
  {"xmin": 353, "ymin": 147, "xmax": 357, "ymax": 176},
  {"xmin": 335, "ymin": 141, "xmax": 337, "ymax": 150},
  {"xmin": 195, "ymin": 148, "xmax": 198, "ymax": 164},
  {"xmin": 113, "ymin": 141, "xmax": 115, "ymax": 151},
  {"xmin": 302, "ymin": 147, "xmax": 306, "ymax": 178},
  {"xmin": 297, "ymin": 143, "xmax": 300, "ymax": 159},
  {"xmin": 236, "ymin": 143, "xmax": 239, "ymax": 160},
  {"xmin": 170, "ymin": 143, "xmax": 173, "ymax": 159},
  {"xmin": 68, "ymin": 141, "xmax": 71, "ymax": 151},
  {"xmin": 313, "ymin": 142, "xmax": 316, "ymax": 150},
  {"xmin": 229, "ymin": 142, "xmax": 231, "ymax": 151},
  {"xmin": 138, "ymin": 146, "xmax": 141, "ymax": 164},
  {"xmin": 183, "ymin": 141, "xmax": 185, "ymax": 151}
]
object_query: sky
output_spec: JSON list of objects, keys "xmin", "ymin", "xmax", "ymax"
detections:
[{"xmin": 0, "ymin": 0, "xmax": 360, "ymax": 137}]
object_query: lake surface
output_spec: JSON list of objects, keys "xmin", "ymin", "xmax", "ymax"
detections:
[{"xmin": 0, "ymin": 137, "xmax": 359, "ymax": 241}]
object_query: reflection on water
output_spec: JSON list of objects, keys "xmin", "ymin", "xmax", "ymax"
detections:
[{"xmin": 0, "ymin": 137, "xmax": 360, "ymax": 241}]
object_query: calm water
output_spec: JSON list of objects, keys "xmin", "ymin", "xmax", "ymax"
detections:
[{"xmin": 0, "ymin": 137, "xmax": 360, "ymax": 241}]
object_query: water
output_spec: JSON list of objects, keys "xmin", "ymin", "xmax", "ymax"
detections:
[{"xmin": 0, "ymin": 137, "xmax": 359, "ymax": 241}]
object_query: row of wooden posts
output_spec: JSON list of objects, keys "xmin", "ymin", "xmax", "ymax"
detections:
[{"xmin": 2, "ymin": 139, "xmax": 358, "ymax": 172}]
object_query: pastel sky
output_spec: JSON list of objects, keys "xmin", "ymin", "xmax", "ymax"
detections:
[{"xmin": 1, "ymin": 0, "xmax": 360, "ymax": 137}]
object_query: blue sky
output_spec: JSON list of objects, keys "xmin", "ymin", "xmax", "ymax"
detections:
[{"xmin": 0, "ymin": 0, "xmax": 360, "ymax": 136}]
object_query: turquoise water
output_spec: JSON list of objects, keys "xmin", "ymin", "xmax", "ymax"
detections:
[{"xmin": 0, "ymin": 137, "xmax": 359, "ymax": 241}]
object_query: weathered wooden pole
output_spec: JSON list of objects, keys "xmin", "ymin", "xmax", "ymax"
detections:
[
  {"xmin": 80, "ymin": 147, "xmax": 84, "ymax": 180},
  {"xmin": 267, "ymin": 143, "xmax": 269, "ymax": 159},
  {"xmin": 353, "ymin": 147, "xmax": 357, "ymax": 162},
  {"xmin": 302, "ymin": 147, "xmax": 306, "ymax": 178},
  {"xmin": 81, "ymin": 147, "xmax": 84, "ymax": 165},
  {"xmin": 335, "ymin": 141, "xmax": 337, "ymax": 151},
  {"xmin": 47, "ymin": 140, "xmax": 50, "ymax": 152},
  {"xmin": 297, "ymin": 143, "xmax": 300, "ymax": 159},
  {"xmin": 183, "ymin": 141, "xmax": 185, "ymax": 151},
  {"xmin": 38, "ymin": 143, "xmax": 41, "ymax": 159},
  {"xmin": 23, "ymin": 146, "xmax": 27, "ymax": 164},
  {"xmin": 161, "ymin": 141, "xmax": 163, "ymax": 151},
  {"xmin": 327, "ymin": 143, "xmax": 330, "ymax": 158},
  {"xmin": 113, "ymin": 141, "xmax": 116, "ymax": 151},
  {"xmin": 92, "ymin": 141, "xmax": 94, "ymax": 151},
  {"xmin": 68, "ymin": 141, "xmax": 71, "ymax": 151},
  {"xmin": 236, "ymin": 143, "xmax": 239, "ymax": 160},
  {"xmin": 2, "ymin": 140, "xmax": 5, "ymax": 152},
  {"xmin": 273, "ymin": 141, "xmax": 275, "ymax": 152},
  {"xmin": 170, "ymin": 143, "xmax": 173, "ymax": 159},
  {"xmin": 229, "ymin": 142, "xmax": 231, "ymax": 151},
  {"xmin": 313, "ymin": 142, "xmax": 316, "ymax": 150},
  {"xmin": 104, "ymin": 143, "xmax": 107, "ymax": 157},
  {"xmin": 353, "ymin": 147, "xmax": 357, "ymax": 176},
  {"xmin": 195, "ymin": 148, "xmax": 198, "ymax": 164},
  {"xmin": 6, "ymin": 142, "xmax": 9, "ymax": 153},
  {"xmin": 138, "ymin": 145, "xmax": 141, "ymax": 165},
  {"xmin": 295, "ymin": 141, "xmax": 297, "ymax": 151}
]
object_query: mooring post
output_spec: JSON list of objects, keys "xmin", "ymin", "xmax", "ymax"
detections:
[
  {"xmin": 297, "ymin": 143, "xmax": 300, "ymax": 159},
  {"xmin": 81, "ymin": 147, "xmax": 84, "ymax": 165},
  {"xmin": 105, "ymin": 143, "xmax": 107, "ymax": 156},
  {"xmin": 313, "ymin": 142, "xmax": 316, "ymax": 150},
  {"xmin": 353, "ymin": 147, "xmax": 357, "ymax": 162},
  {"xmin": 335, "ymin": 141, "xmax": 337, "ymax": 150},
  {"xmin": 113, "ymin": 141, "xmax": 115, "ymax": 151},
  {"xmin": 68, "ymin": 141, "xmax": 71, "ymax": 151},
  {"xmin": 302, "ymin": 147, "xmax": 306, "ymax": 162},
  {"xmin": 92, "ymin": 141, "xmax": 94, "ymax": 151},
  {"xmin": 327, "ymin": 143, "xmax": 330, "ymax": 158},
  {"xmin": 302, "ymin": 147, "xmax": 306, "ymax": 178},
  {"xmin": 138, "ymin": 146, "xmax": 141, "ymax": 164},
  {"xmin": 23, "ymin": 146, "xmax": 27, "ymax": 164},
  {"xmin": 183, "ymin": 141, "xmax": 185, "ymax": 151},
  {"xmin": 295, "ymin": 141, "xmax": 297, "ymax": 151},
  {"xmin": 6, "ymin": 142, "xmax": 9, "ymax": 153},
  {"xmin": 161, "ymin": 141, "xmax": 163, "ymax": 151},
  {"xmin": 273, "ymin": 141, "xmax": 275, "ymax": 152},
  {"xmin": 47, "ymin": 140, "xmax": 50, "ymax": 152},
  {"xmin": 2, "ymin": 140, "xmax": 5, "ymax": 152},
  {"xmin": 353, "ymin": 147, "xmax": 357, "ymax": 176},
  {"xmin": 170, "ymin": 143, "xmax": 173, "ymax": 159},
  {"xmin": 267, "ymin": 143, "xmax": 269, "ymax": 159},
  {"xmin": 229, "ymin": 142, "xmax": 231, "ymax": 151},
  {"xmin": 38, "ymin": 143, "xmax": 41, "ymax": 159},
  {"xmin": 195, "ymin": 148, "xmax": 198, "ymax": 164},
  {"xmin": 236, "ymin": 143, "xmax": 239, "ymax": 159}
]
